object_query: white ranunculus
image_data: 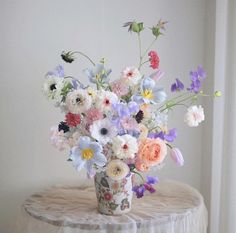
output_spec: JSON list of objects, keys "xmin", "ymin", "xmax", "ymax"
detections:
[
  {"xmin": 184, "ymin": 105, "xmax": 205, "ymax": 127},
  {"xmin": 106, "ymin": 159, "xmax": 130, "ymax": 180},
  {"xmin": 66, "ymin": 89, "xmax": 92, "ymax": 114},
  {"xmin": 112, "ymin": 134, "xmax": 138, "ymax": 159}
]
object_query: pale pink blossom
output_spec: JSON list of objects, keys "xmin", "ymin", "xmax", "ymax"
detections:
[
  {"xmin": 121, "ymin": 117, "xmax": 138, "ymax": 130},
  {"xmin": 50, "ymin": 126, "xmax": 68, "ymax": 151},
  {"xmin": 85, "ymin": 107, "xmax": 103, "ymax": 125},
  {"xmin": 110, "ymin": 78, "xmax": 129, "ymax": 97},
  {"xmin": 184, "ymin": 105, "xmax": 205, "ymax": 127}
]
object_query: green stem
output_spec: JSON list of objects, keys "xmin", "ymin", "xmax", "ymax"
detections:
[
  {"xmin": 138, "ymin": 33, "xmax": 142, "ymax": 69},
  {"xmin": 72, "ymin": 51, "xmax": 96, "ymax": 66},
  {"xmin": 160, "ymin": 93, "xmax": 197, "ymax": 112},
  {"xmin": 131, "ymin": 170, "xmax": 145, "ymax": 182},
  {"xmin": 141, "ymin": 38, "xmax": 157, "ymax": 59}
]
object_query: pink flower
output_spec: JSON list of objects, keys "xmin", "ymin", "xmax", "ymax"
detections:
[
  {"xmin": 50, "ymin": 126, "xmax": 68, "ymax": 151},
  {"xmin": 110, "ymin": 78, "xmax": 129, "ymax": 97},
  {"xmin": 85, "ymin": 107, "xmax": 103, "ymax": 125},
  {"xmin": 148, "ymin": 51, "xmax": 160, "ymax": 69},
  {"xmin": 170, "ymin": 148, "xmax": 184, "ymax": 166},
  {"xmin": 121, "ymin": 117, "xmax": 138, "ymax": 130},
  {"xmin": 65, "ymin": 112, "xmax": 81, "ymax": 127}
]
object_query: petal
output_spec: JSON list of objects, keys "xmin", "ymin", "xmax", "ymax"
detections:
[{"xmin": 92, "ymin": 152, "xmax": 107, "ymax": 167}]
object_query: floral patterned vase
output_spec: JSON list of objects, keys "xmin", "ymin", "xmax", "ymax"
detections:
[{"xmin": 94, "ymin": 171, "xmax": 133, "ymax": 215}]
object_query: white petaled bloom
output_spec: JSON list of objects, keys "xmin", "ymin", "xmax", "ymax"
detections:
[
  {"xmin": 90, "ymin": 118, "xmax": 117, "ymax": 145},
  {"xmin": 95, "ymin": 90, "xmax": 118, "ymax": 113},
  {"xmin": 184, "ymin": 105, "xmax": 205, "ymax": 127},
  {"xmin": 121, "ymin": 67, "xmax": 142, "ymax": 85},
  {"xmin": 106, "ymin": 159, "xmax": 130, "ymax": 180},
  {"xmin": 66, "ymin": 89, "xmax": 92, "ymax": 114},
  {"xmin": 43, "ymin": 76, "xmax": 64, "ymax": 101},
  {"xmin": 112, "ymin": 134, "xmax": 138, "ymax": 159}
]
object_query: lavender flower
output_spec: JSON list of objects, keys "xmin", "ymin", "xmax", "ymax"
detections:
[
  {"xmin": 148, "ymin": 128, "xmax": 177, "ymax": 142},
  {"xmin": 133, "ymin": 176, "xmax": 159, "ymax": 198},
  {"xmin": 187, "ymin": 66, "xmax": 206, "ymax": 93},
  {"xmin": 171, "ymin": 78, "xmax": 184, "ymax": 92},
  {"xmin": 132, "ymin": 185, "xmax": 146, "ymax": 198}
]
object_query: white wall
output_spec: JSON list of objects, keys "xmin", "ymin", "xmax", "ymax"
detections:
[{"xmin": 0, "ymin": 0, "xmax": 206, "ymax": 232}]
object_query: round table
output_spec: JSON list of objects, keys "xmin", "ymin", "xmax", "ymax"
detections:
[{"xmin": 15, "ymin": 180, "xmax": 207, "ymax": 233}]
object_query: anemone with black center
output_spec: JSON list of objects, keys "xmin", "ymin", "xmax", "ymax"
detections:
[
  {"xmin": 100, "ymin": 128, "xmax": 108, "ymax": 135},
  {"xmin": 50, "ymin": 83, "xmax": 57, "ymax": 91},
  {"xmin": 76, "ymin": 97, "xmax": 81, "ymax": 103}
]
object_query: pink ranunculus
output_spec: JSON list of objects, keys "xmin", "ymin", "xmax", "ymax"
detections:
[
  {"xmin": 170, "ymin": 148, "xmax": 184, "ymax": 166},
  {"xmin": 65, "ymin": 112, "xmax": 81, "ymax": 127},
  {"xmin": 137, "ymin": 138, "xmax": 167, "ymax": 167},
  {"xmin": 121, "ymin": 117, "xmax": 138, "ymax": 130},
  {"xmin": 110, "ymin": 78, "xmax": 129, "ymax": 97},
  {"xmin": 85, "ymin": 107, "xmax": 103, "ymax": 125}
]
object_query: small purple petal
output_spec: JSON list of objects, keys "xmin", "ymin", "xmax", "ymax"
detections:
[
  {"xmin": 146, "ymin": 176, "xmax": 159, "ymax": 185},
  {"xmin": 164, "ymin": 128, "xmax": 177, "ymax": 142},
  {"xmin": 132, "ymin": 185, "xmax": 146, "ymax": 198}
]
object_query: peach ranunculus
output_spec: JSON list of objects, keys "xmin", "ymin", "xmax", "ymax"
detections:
[
  {"xmin": 135, "ymin": 158, "xmax": 150, "ymax": 172},
  {"xmin": 136, "ymin": 138, "xmax": 167, "ymax": 168}
]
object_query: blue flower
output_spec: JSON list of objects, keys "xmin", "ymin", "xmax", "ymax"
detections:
[
  {"xmin": 132, "ymin": 185, "xmax": 146, "ymax": 198},
  {"xmin": 112, "ymin": 101, "xmax": 139, "ymax": 118},
  {"xmin": 84, "ymin": 64, "xmax": 111, "ymax": 84},
  {"xmin": 171, "ymin": 78, "xmax": 184, "ymax": 92},
  {"xmin": 132, "ymin": 77, "xmax": 166, "ymax": 104},
  {"xmin": 69, "ymin": 136, "xmax": 107, "ymax": 176},
  {"xmin": 46, "ymin": 65, "xmax": 64, "ymax": 78}
]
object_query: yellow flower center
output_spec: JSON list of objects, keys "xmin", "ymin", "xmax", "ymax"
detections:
[
  {"xmin": 141, "ymin": 89, "xmax": 153, "ymax": 99},
  {"xmin": 82, "ymin": 148, "xmax": 94, "ymax": 160}
]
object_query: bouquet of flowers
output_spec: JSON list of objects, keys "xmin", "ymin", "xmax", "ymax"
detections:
[{"xmin": 43, "ymin": 20, "xmax": 221, "ymax": 201}]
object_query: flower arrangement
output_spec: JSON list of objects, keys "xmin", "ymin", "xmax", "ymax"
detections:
[{"xmin": 43, "ymin": 20, "xmax": 221, "ymax": 199}]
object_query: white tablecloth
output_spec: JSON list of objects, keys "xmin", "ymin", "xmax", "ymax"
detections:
[{"xmin": 15, "ymin": 180, "xmax": 207, "ymax": 233}]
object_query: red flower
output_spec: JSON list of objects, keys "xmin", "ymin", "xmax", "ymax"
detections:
[
  {"xmin": 148, "ymin": 51, "xmax": 160, "ymax": 69},
  {"xmin": 104, "ymin": 192, "xmax": 113, "ymax": 201},
  {"xmin": 65, "ymin": 112, "xmax": 81, "ymax": 127}
]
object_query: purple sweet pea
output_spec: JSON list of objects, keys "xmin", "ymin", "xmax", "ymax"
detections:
[
  {"xmin": 146, "ymin": 176, "xmax": 159, "ymax": 185},
  {"xmin": 171, "ymin": 78, "xmax": 184, "ymax": 92},
  {"xmin": 132, "ymin": 185, "xmax": 146, "ymax": 198},
  {"xmin": 148, "ymin": 128, "xmax": 177, "ymax": 142},
  {"xmin": 187, "ymin": 65, "xmax": 206, "ymax": 93}
]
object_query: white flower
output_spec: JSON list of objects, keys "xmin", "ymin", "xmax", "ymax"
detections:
[
  {"xmin": 66, "ymin": 89, "xmax": 92, "ymax": 114},
  {"xmin": 95, "ymin": 90, "xmax": 118, "ymax": 113},
  {"xmin": 121, "ymin": 67, "xmax": 142, "ymax": 85},
  {"xmin": 42, "ymin": 76, "xmax": 63, "ymax": 101},
  {"xmin": 184, "ymin": 105, "xmax": 205, "ymax": 127},
  {"xmin": 90, "ymin": 118, "xmax": 117, "ymax": 145},
  {"xmin": 112, "ymin": 134, "xmax": 138, "ymax": 159},
  {"xmin": 50, "ymin": 126, "xmax": 68, "ymax": 151},
  {"xmin": 106, "ymin": 159, "xmax": 130, "ymax": 180}
]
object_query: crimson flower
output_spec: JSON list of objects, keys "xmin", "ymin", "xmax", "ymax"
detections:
[
  {"xmin": 65, "ymin": 112, "xmax": 81, "ymax": 127},
  {"xmin": 148, "ymin": 51, "xmax": 160, "ymax": 69}
]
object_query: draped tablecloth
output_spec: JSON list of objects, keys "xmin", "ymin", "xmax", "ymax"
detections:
[{"xmin": 15, "ymin": 180, "xmax": 207, "ymax": 233}]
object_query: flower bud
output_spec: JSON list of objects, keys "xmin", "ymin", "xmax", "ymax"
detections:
[
  {"xmin": 170, "ymin": 148, "xmax": 184, "ymax": 166},
  {"xmin": 214, "ymin": 90, "xmax": 222, "ymax": 97}
]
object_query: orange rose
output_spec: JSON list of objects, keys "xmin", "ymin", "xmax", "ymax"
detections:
[
  {"xmin": 135, "ymin": 158, "xmax": 150, "ymax": 172},
  {"xmin": 137, "ymin": 138, "xmax": 167, "ymax": 167}
]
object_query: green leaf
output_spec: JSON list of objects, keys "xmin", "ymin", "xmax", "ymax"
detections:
[{"xmin": 138, "ymin": 22, "xmax": 144, "ymax": 32}]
